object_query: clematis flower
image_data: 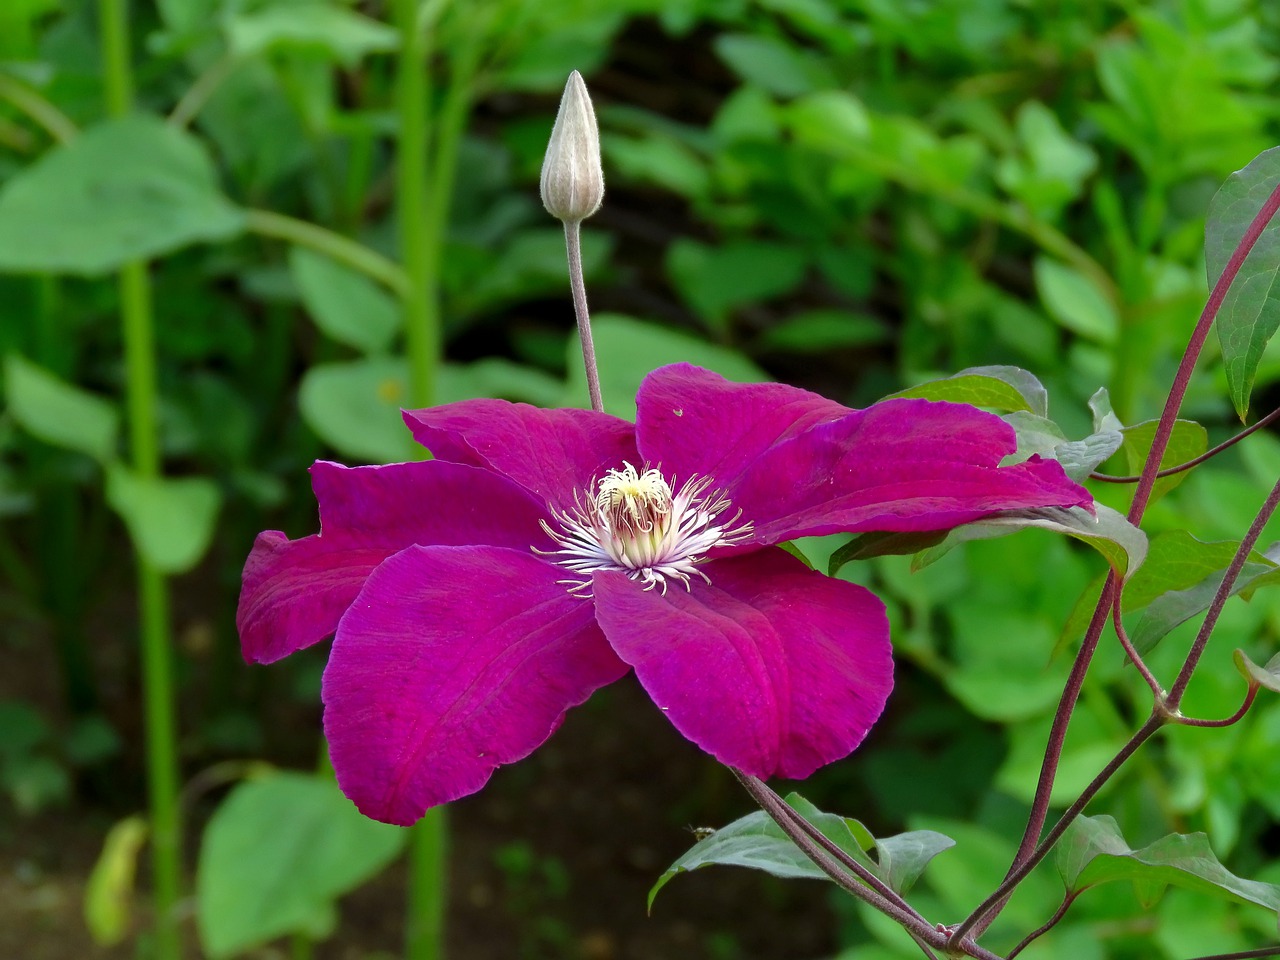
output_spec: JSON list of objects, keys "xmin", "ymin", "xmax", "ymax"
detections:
[{"xmin": 238, "ymin": 364, "xmax": 1091, "ymax": 826}]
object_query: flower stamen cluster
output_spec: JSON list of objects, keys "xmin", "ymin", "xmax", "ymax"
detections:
[{"xmin": 539, "ymin": 462, "xmax": 752, "ymax": 594}]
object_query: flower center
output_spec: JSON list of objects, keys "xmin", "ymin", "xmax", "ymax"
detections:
[{"xmin": 538, "ymin": 462, "xmax": 752, "ymax": 594}]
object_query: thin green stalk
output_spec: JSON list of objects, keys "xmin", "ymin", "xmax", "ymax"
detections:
[
  {"xmin": 0, "ymin": 72, "xmax": 78, "ymax": 143},
  {"xmin": 394, "ymin": 1, "xmax": 449, "ymax": 958},
  {"xmin": 99, "ymin": 2, "xmax": 182, "ymax": 957},
  {"xmin": 243, "ymin": 208, "xmax": 410, "ymax": 297}
]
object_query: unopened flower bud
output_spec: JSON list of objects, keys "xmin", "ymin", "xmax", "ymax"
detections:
[{"xmin": 540, "ymin": 70, "xmax": 604, "ymax": 223}]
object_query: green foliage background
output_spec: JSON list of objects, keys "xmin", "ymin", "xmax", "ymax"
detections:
[{"xmin": 4, "ymin": 0, "xmax": 1280, "ymax": 957}]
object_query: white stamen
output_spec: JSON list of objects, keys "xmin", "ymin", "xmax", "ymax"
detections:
[{"xmin": 536, "ymin": 462, "xmax": 752, "ymax": 595}]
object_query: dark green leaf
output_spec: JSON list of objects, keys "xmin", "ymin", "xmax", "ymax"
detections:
[
  {"xmin": 0, "ymin": 115, "xmax": 245, "ymax": 275},
  {"xmin": 666, "ymin": 239, "xmax": 808, "ymax": 332},
  {"xmin": 1132, "ymin": 555, "xmax": 1280, "ymax": 655},
  {"xmin": 648, "ymin": 793, "xmax": 952, "ymax": 910},
  {"xmin": 828, "ymin": 529, "xmax": 950, "ymax": 575},
  {"xmin": 713, "ymin": 34, "xmax": 833, "ymax": 97},
  {"xmin": 197, "ymin": 772, "xmax": 405, "ymax": 959},
  {"xmin": 1058, "ymin": 815, "xmax": 1280, "ymax": 913},
  {"xmin": 1206, "ymin": 146, "xmax": 1280, "ymax": 419},
  {"xmin": 755, "ymin": 309, "xmax": 888, "ymax": 354}
]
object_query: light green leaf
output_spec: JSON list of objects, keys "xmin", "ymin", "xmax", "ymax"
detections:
[
  {"xmin": 105, "ymin": 466, "xmax": 221, "ymax": 574},
  {"xmin": 196, "ymin": 772, "xmax": 405, "ymax": 959},
  {"xmin": 888, "ymin": 365, "xmax": 1048, "ymax": 417},
  {"xmin": 913, "ymin": 504, "xmax": 1147, "ymax": 581},
  {"xmin": 289, "ymin": 247, "xmax": 399, "ymax": 353},
  {"xmin": 1119, "ymin": 418, "xmax": 1208, "ymax": 501},
  {"xmin": 4, "ymin": 353, "xmax": 118, "ymax": 463},
  {"xmin": 563, "ymin": 314, "xmax": 768, "ymax": 420},
  {"xmin": 1234, "ymin": 649, "xmax": 1280, "ymax": 693},
  {"xmin": 788, "ymin": 90, "xmax": 871, "ymax": 151},
  {"xmin": 0, "ymin": 115, "xmax": 245, "ymax": 275},
  {"xmin": 1058, "ymin": 815, "xmax": 1280, "ymax": 912},
  {"xmin": 1034, "ymin": 256, "xmax": 1119, "ymax": 343},
  {"xmin": 1206, "ymin": 146, "xmax": 1280, "ymax": 419},
  {"xmin": 84, "ymin": 816, "xmax": 148, "ymax": 946},
  {"xmin": 227, "ymin": 6, "xmax": 399, "ymax": 66},
  {"xmin": 713, "ymin": 33, "xmax": 833, "ymax": 97}
]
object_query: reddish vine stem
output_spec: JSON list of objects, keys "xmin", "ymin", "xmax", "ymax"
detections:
[
  {"xmin": 1183, "ymin": 949, "xmax": 1280, "ymax": 960},
  {"xmin": 956, "ymin": 179, "xmax": 1280, "ymax": 947},
  {"xmin": 1091, "ymin": 406, "xmax": 1280, "ymax": 484},
  {"xmin": 1167, "ymin": 473, "xmax": 1280, "ymax": 709},
  {"xmin": 1176, "ymin": 684, "xmax": 1258, "ymax": 728},
  {"xmin": 1110, "ymin": 591, "xmax": 1163, "ymax": 698},
  {"xmin": 1005, "ymin": 890, "xmax": 1080, "ymax": 959}
]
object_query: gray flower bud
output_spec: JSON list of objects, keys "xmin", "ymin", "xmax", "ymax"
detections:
[{"xmin": 540, "ymin": 70, "xmax": 604, "ymax": 223}]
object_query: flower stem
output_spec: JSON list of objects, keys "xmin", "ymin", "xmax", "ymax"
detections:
[
  {"xmin": 99, "ymin": 2, "xmax": 182, "ymax": 955},
  {"xmin": 393, "ymin": 1, "xmax": 451, "ymax": 957},
  {"xmin": 564, "ymin": 221, "xmax": 603, "ymax": 412}
]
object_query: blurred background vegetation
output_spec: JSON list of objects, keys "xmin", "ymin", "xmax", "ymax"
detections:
[{"xmin": 4, "ymin": 0, "xmax": 1280, "ymax": 958}]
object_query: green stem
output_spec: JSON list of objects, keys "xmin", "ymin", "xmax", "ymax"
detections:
[
  {"xmin": 168, "ymin": 53, "xmax": 237, "ymax": 131},
  {"xmin": 243, "ymin": 208, "xmax": 410, "ymax": 297},
  {"xmin": 0, "ymin": 72, "xmax": 78, "ymax": 143},
  {"xmin": 394, "ymin": 2, "xmax": 450, "ymax": 958},
  {"xmin": 99, "ymin": 3, "xmax": 182, "ymax": 957}
]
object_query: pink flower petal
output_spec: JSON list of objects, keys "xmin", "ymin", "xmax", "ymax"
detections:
[
  {"xmin": 238, "ymin": 460, "xmax": 551, "ymax": 664},
  {"xmin": 592, "ymin": 548, "xmax": 893, "ymax": 780},
  {"xmin": 635, "ymin": 363, "xmax": 848, "ymax": 489},
  {"xmin": 323, "ymin": 545, "xmax": 629, "ymax": 824},
  {"xmin": 402, "ymin": 400, "xmax": 638, "ymax": 512},
  {"xmin": 730, "ymin": 398, "xmax": 1093, "ymax": 543}
]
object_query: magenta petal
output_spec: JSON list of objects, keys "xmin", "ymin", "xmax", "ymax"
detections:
[
  {"xmin": 592, "ymin": 548, "xmax": 893, "ymax": 780},
  {"xmin": 731, "ymin": 398, "xmax": 1093, "ymax": 543},
  {"xmin": 403, "ymin": 400, "xmax": 638, "ymax": 511},
  {"xmin": 322, "ymin": 545, "xmax": 629, "ymax": 825},
  {"xmin": 237, "ymin": 460, "xmax": 551, "ymax": 664},
  {"xmin": 635, "ymin": 363, "xmax": 848, "ymax": 490}
]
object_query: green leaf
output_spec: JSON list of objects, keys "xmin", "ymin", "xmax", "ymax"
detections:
[
  {"xmin": 1206, "ymin": 146, "xmax": 1280, "ymax": 419},
  {"xmin": 84, "ymin": 816, "xmax": 148, "ymax": 947},
  {"xmin": 913, "ymin": 505, "xmax": 1147, "ymax": 581},
  {"xmin": 289, "ymin": 247, "xmax": 400, "ymax": 353},
  {"xmin": 1119, "ymin": 418, "xmax": 1208, "ymax": 501},
  {"xmin": 713, "ymin": 34, "xmax": 833, "ymax": 97},
  {"xmin": 998, "ymin": 412, "xmax": 1122, "ymax": 483},
  {"xmin": 196, "ymin": 772, "xmax": 405, "ymax": 959},
  {"xmin": 105, "ymin": 466, "xmax": 221, "ymax": 574},
  {"xmin": 755, "ymin": 309, "xmax": 888, "ymax": 354},
  {"xmin": 787, "ymin": 90, "xmax": 871, "ymax": 151},
  {"xmin": 3, "ymin": 353, "xmax": 118, "ymax": 463},
  {"xmin": 666, "ymin": 239, "xmax": 808, "ymax": 332},
  {"xmin": 564, "ymin": 314, "xmax": 768, "ymax": 420},
  {"xmin": 1034, "ymin": 256, "xmax": 1119, "ymax": 343},
  {"xmin": 1234, "ymin": 649, "xmax": 1280, "ymax": 693},
  {"xmin": 0, "ymin": 115, "xmax": 245, "ymax": 275},
  {"xmin": 648, "ymin": 793, "xmax": 952, "ymax": 910},
  {"xmin": 226, "ymin": 6, "xmax": 399, "ymax": 66},
  {"xmin": 828, "ymin": 529, "xmax": 951, "ymax": 573},
  {"xmin": 1057, "ymin": 815, "xmax": 1280, "ymax": 913},
  {"xmin": 1132, "ymin": 554, "xmax": 1280, "ymax": 655},
  {"xmin": 888, "ymin": 365, "xmax": 1048, "ymax": 417}
]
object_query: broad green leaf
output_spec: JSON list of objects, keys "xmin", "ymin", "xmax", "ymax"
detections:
[
  {"xmin": 84, "ymin": 816, "xmax": 147, "ymax": 947},
  {"xmin": 1034, "ymin": 256, "xmax": 1119, "ymax": 343},
  {"xmin": 666, "ymin": 239, "xmax": 807, "ymax": 332},
  {"xmin": 301, "ymin": 357, "xmax": 571, "ymax": 463},
  {"xmin": 648, "ymin": 793, "xmax": 952, "ymax": 910},
  {"xmin": 890, "ymin": 375, "xmax": 1035, "ymax": 414},
  {"xmin": 196, "ymin": 772, "xmax": 405, "ymax": 959},
  {"xmin": 1234, "ymin": 649, "xmax": 1280, "ymax": 693},
  {"xmin": 563, "ymin": 314, "xmax": 768, "ymax": 420},
  {"xmin": 1118, "ymin": 418, "xmax": 1208, "ymax": 501},
  {"xmin": 713, "ymin": 33, "xmax": 833, "ymax": 97},
  {"xmin": 1132, "ymin": 555, "xmax": 1280, "ymax": 655},
  {"xmin": 828, "ymin": 529, "xmax": 950, "ymax": 573},
  {"xmin": 1058, "ymin": 815, "xmax": 1280, "ymax": 913},
  {"xmin": 755, "ymin": 309, "xmax": 888, "ymax": 354},
  {"xmin": 105, "ymin": 467, "xmax": 221, "ymax": 574},
  {"xmin": 914, "ymin": 504, "xmax": 1147, "ymax": 580},
  {"xmin": 0, "ymin": 115, "xmax": 245, "ymax": 275},
  {"xmin": 1206, "ymin": 146, "xmax": 1280, "ymax": 419},
  {"xmin": 788, "ymin": 90, "xmax": 871, "ymax": 151},
  {"xmin": 888, "ymin": 365, "xmax": 1048, "ymax": 417},
  {"xmin": 227, "ymin": 6, "xmax": 399, "ymax": 65},
  {"xmin": 3, "ymin": 353, "xmax": 118, "ymax": 463},
  {"xmin": 288, "ymin": 247, "xmax": 399, "ymax": 353}
]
